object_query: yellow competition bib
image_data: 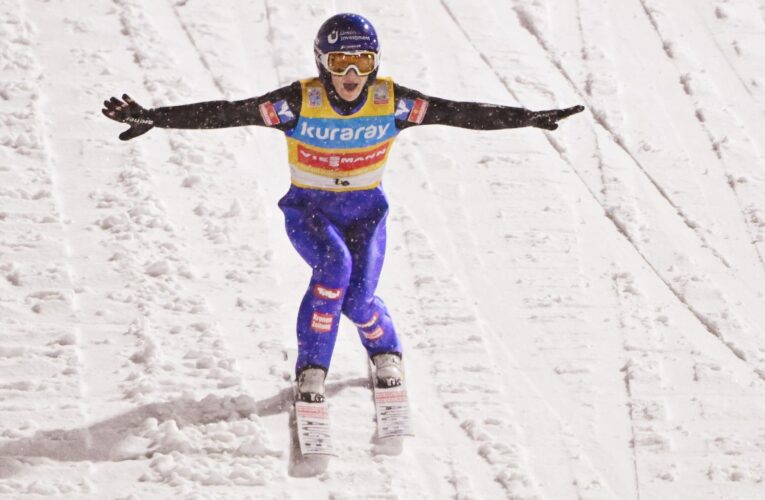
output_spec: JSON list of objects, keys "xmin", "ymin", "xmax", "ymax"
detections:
[{"xmin": 285, "ymin": 77, "xmax": 397, "ymax": 191}]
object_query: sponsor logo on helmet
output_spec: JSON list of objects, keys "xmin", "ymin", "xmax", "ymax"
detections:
[
  {"xmin": 311, "ymin": 312, "xmax": 334, "ymax": 333},
  {"xmin": 336, "ymin": 30, "xmax": 372, "ymax": 42},
  {"xmin": 313, "ymin": 285, "xmax": 343, "ymax": 300},
  {"xmin": 324, "ymin": 29, "xmax": 374, "ymax": 51},
  {"xmin": 298, "ymin": 143, "xmax": 389, "ymax": 171}
]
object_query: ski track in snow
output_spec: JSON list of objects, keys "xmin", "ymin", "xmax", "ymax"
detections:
[
  {"xmin": 565, "ymin": 0, "xmax": 765, "ymax": 379},
  {"xmin": 504, "ymin": 0, "xmax": 740, "ymax": 276},
  {"xmin": 636, "ymin": 0, "xmax": 765, "ymax": 270},
  {"xmin": 439, "ymin": 0, "xmax": 765, "ymax": 382},
  {"xmin": 505, "ymin": 0, "xmax": 763, "ymax": 282},
  {"xmin": 2, "ymin": 0, "xmax": 765, "ymax": 499},
  {"xmin": 559, "ymin": 0, "xmax": 765, "ymax": 374}
]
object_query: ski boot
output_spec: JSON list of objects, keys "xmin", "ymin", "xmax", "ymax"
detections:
[
  {"xmin": 372, "ymin": 353, "xmax": 403, "ymax": 388},
  {"xmin": 297, "ymin": 367, "xmax": 326, "ymax": 403}
]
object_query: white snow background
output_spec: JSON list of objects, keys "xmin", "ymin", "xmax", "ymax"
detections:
[{"xmin": 1, "ymin": 0, "xmax": 765, "ymax": 498}]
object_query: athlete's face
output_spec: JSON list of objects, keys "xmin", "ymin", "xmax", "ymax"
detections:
[{"xmin": 331, "ymin": 69, "xmax": 368, "ymax": 101}]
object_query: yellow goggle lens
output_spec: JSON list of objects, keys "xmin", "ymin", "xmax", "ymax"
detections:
[{"xmin": 326, "ymin": 52, "xmax": 377, "ymax": 75}]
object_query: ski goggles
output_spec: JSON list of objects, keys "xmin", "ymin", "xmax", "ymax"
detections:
[{"xmin": 319, "ymin": 51, "xmax": 379, "ymax": 76}]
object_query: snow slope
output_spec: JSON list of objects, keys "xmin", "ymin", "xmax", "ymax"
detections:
[{"xmin": 1, "ymin": 0, "xmax": 764, "ymax": 498}]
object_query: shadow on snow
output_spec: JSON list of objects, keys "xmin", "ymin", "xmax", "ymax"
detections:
[{"xmin": 0, "ymin": 376, "xmax": 368, "ymax": 468}]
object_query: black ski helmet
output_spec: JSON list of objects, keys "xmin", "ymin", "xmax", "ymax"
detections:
[{"xmin": 314, "ymin": 13, "xmax": 381, "ymax": 84}]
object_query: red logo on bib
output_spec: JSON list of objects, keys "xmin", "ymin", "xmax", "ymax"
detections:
[{"xmin": 298, "ymin": 143, "xmax": 389, "ymax": 171}]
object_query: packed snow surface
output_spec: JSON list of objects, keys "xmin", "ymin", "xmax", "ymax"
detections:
[{"xmin": 2, "ymin": 0, "xmax": 765, "ymax": 498}]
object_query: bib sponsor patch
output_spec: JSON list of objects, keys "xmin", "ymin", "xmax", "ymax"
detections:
[
  {"xmin": 297, "ymin": 142, "xmax": 389, "ymax": 171},
  {"xmin": 374, "ymin": 84, "xmax": 389, "ymax": 105},
  {"xmin": 293, "ymin": 117, "xmax": 395, "ymax": 149},
  {"xmin": 308, "ymin": 87, "xmax": 322, "ymax": 108}
]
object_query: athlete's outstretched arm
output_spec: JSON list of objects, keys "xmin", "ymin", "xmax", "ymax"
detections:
[
  {"xmin": 102, "ymin": 82, "xmax": 301, "ymax": 141},
  {"xmin": 393, "ymin": 83, "xmax": 583, "ymax": 131}
]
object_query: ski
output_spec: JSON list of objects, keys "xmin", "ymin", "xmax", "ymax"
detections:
[
  {"xmin": 368, "ymin": 358, "xmax": 413, "ymax": 454},
  {"xmin": 294, "ymin": 397, "xmax": 335, "ymax": 456},
  {"xmin": 373, "ymin": 384, "xmax": 413, "ymax": 438},
  {"xmin": 286, "ymin": 349, "xmax": 334, "ymax": 477},
  {"xmin": 288, "ymin": 387, "xmax": 335, "ymax": 477}
]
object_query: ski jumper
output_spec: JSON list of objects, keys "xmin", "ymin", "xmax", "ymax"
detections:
[{"xmin": 149, "ymin": 77, "xmax": 537, "ymax": 375}]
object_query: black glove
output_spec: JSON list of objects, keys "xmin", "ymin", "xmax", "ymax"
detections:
[
  {"xmin": 102, "ymin": 94, "xmax": 155, "ymax": 141},
  {"xmin": 528, "ymin": 105, "xmax": 585, "ymax": 131}
]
